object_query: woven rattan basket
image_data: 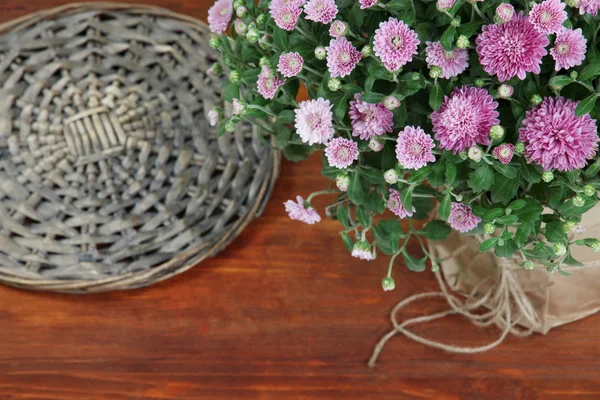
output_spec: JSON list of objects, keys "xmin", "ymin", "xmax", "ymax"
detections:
[{"xmin": 0, "ymin": 3, "xmax": 280, "ymax": 293}]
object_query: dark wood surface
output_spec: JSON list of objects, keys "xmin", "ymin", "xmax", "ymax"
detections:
[{"xmin": 1, "ymin": 1, "xmax": 600, "ymax": 399}]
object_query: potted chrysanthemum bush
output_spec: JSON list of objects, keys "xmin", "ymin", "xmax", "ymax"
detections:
[{"xmin": 206, "ymin": 0, "xmax": 600, "ymax": 310}]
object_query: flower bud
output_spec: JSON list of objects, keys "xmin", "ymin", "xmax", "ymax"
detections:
[
  {"xmin": 522, "ymin": 260, "xmax": 535, "ymax": 270},
  {"xmin": 475, "ymin": 79, "xmax": 485, "ymax": 88},
  {"xmin": 225, "ymin": 119, "xmax": 237, "ymax": 132},
  {"xmin": 456, "ymin": 35, "xmax": 469, "ymax": 49},
  {"xmin": 352, "ymin": 241, "xmax": 374, "ymax": 260},
  {"xmin": 583, "ymin": 184, "xmax": 596, "ymax": 196},
  {"xmin": 542, "ymin": 170, "xmax": 554, "ymax": 182},
  {"xmin": 232, "ymin": 98, "xmax": 247, "ymax": 116},
  {"xmin": 505, "ymin": 207, "xmax": 512, "ymax": 215},
  {"xmin": 530, "ymin": 94, "xmax": 543, "ymax": 105},
  {"xmin": 563, "ymin": 220, "xmax": 578, "ymax": 234},
  {"xmin": 436, "ymin": 0, "xmax": 456, "ymax": 11},
  {"xmin": 429, "ymin": 66, "xmax": 442, "ymax": 79},
  {"xmin": 209, "ymin": 36, "xmax": 220, "ymax": 49},
  {"xmin": 498, "ymin": 238, "xmax": 505, "ymax": 246},
  {"xmin": 451, "ymin": 16, "xmax": 461, "ymax": 27},
  {"xmin": 458, "ymin": 150, "xmax": 468, "ymax": 160},
  {"xmin": 361, "ymin": 45, "xmax": 373, "ymax": 58},
  {"xmin": 236, "ymin": 5, "xmax": 247, "ymax": 17},
  {"xmin": 257, "ymin": 13, "xmax": 267, "ymax": 24},
  {"xmin": 553, "ymin": 243, "xmax": 567, "ymax": 257},
  {"xmin": 336, "ymin": 174, "xmax": 350, "ymax": 192},
  {"xmin": 591, "ymin": 240, "xmax": 600, "ymax": 253},
  {"xmin": 229, "ymin": 70, "xmax": 241, "ymax": 83},
  {"xmin": 431, "ymin": 262, "xmax": 440, "ymax": 272},
  {"xmin": 468, "ymin": 146, "xmax": 483, "ymax": 162},
  {"xmin": 207, "ymin": 63, "xmax": 222, "ymax": 77},
  {"xmin": 484, "ymin": 223, "xmax": 496, "ymax": 234},
  {"xmin": 258, "ymin": 34, "xmax": 270, "ymax": 50},
  {"xmin": 259, "ymin": 56, "xmax": 271, "ymax": 68},
  {"xmin": 384, "ymin": 96, "xmax": 401, "ymax": 110},
  {"xmin": 369, "ymin": 138, "xmax": 384, "ymax": 152},
  {"xmin": 315, "ymin": 46, "xmax": 327, "ymax": 60},
  {"xmin": 234, "ymin": 18, "xmax": 247, "ymax": 35},
  {"xmin": 384, "ymin": 169, "xmax": 399, "ymax": 184},
  {"xmin": 490, "ymin": 125, "xmax": 505, "ymax": 141},
  {"xmin": 573, "ymin": 195, "xmax": 585, "ymax": 207},
  {"xmin": 208, "ymin": 108, "xmax": 222, "ymax": 127},
  {"xmin": 329, "ymin": 20, "xmax": 349, "ymax": 37},
  {"xmin": 514, "ymin": 141, "xmax": 525, "ymax": 154},
  {"xmin": 328, "ymin": 77, "xmax": 341, "ymax": 91},
  {"xmin": 454, "ymin": 194, "xmax": 463, "ymax": 202},
  {"xmin": 570, "ymin": 70, "xmax": 579, "ymax": 80},
  {"xmin": 565, "ymin": 0, "xmax": 581, "ymax": 7},
  {"xmin": 495, "ymin": 3, "xmax": 515, "ymax": 23},
  {"xmin": 246, "ymin": 28, "xmax": 260, "ymax": 43},
  {"xmin": 498, "ymin": 84, "xmax": 514, "ymax": 99},
  {"xmin": 382, "ymin": 277, "xmax": 396, "ymax": 291},
  {"xmin": 411, "ymin": 72, "xmax": 421, "ymax": 81},
  {"xmin": 233, "ymin": 0, "xmax": 244, "ymax": 8}
]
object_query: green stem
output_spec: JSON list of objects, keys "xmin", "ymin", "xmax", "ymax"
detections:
[
  {"xmin": 303, "ymin": 65, "xmax": 324, "ymax": 78},
  {"xmin": 306, "ymin": 189, "xmax": 335, "ymax": 203},
  {"xmin": 248, "ymin": 104, "xmax": 277, "ymax": 117}
]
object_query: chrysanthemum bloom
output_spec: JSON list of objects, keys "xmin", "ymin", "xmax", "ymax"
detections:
[
  {"xmin": 232, "ymin": 99, "xmax": 245, "ymax": 115},
  {"xmin": 304, "ymin": 0, "xmax": 338, "ymax": 24},
  {"xmin": 388, "ymin": 189, "xmax": 415, "ymax": 219},
  {"xmin": 448, "ymin": 203, "xmax": 481, "ymax": 233},
  {"xmin": 493, "ymin": 143, "xmax": 515, "ymax": 164},
  {"xmin": 352, "ymin": 241, "xmax": 374, "ymax": 260},
  {"xmin": 519, "ymin": 96, "xmax": 599, "ymax": 171},
  {"xmin": 437, "ymin": 0, "xmax": 456, "ymax": 10},
  {"xmin": 528, "ymin": 0, "xmax": 567, "ymax": 34},
  {"xmin": 550, "ymin": 28, "xmax": 587, "ymax": 71},
  {"xmin": 234, "ymin": 18, "xmax": 247, "ymax": 35},
  {"xmin": 360, "ymin": 0, "xmax": 378, "ymax": 8},
  {"xmin": 269, "ymin": 0, "xmax": 304, "ymax": 31},
  {"xmin": 208, "ymin": 0, "xmax": 233, "ymax": 33},
  {"xmin": 496, "ymin": 3, "xmax": 515, "ymax": 22},
  {"xmin": 431, "ymin": 86, "xmax": 500, "ymax": 153},
  {"xmin": 384, "ymin": 96, "xmax": 400, "ymax": 110},
  {"xmin": 373, "ymin": 18, "xmax": 420, "ymax": 72},
  {"xmin": 329, "ymin": 20, "xmax": 348, "ymax": 37},
  {"xmin": 498, "ymin": 84, "xmax": 514, "ymax": 98},
  {"xmin": 425, "ymin": 41, "xmax": 469, "ymax": 79},
  {"xmin": 325, "ymin": 138, "xmax": 359, "ymax": 168},
  {"xmin": 208, "ymin": 109, "xmax": 219, "ymax": 126},
  {"xmin": 395, "ymin": 126, "xmax": 436, "ymax": 170},
  {"xmin": 476, "ymin": 14, "xmax": 549, "ymax": 82},
  {"xmin": 368, "ymin": 138, "xmax": 384, "ymax": 152},
  {"xmin": 278, "ymin": 52, "xmax": 304, "ymax": 77},
  {"xmin": 326, "ymin": 37, "xmax": 362, "ymax": 78},
  {"xmin": 579, "ymin": 0, "xmax": 600, "ymax": 15},
  {"xmin": 294, "ymin": 98, "xmax": 335, "ymax": 145},
  {"xmin": 349, "ymin": 94, "xmax": 394, "ymax": 140},
  {"xmin": 284, "ymin": 196, "xmax": 321, "ymax": 224},
  {"xmin": 257, "ymin": 68, "xmax": 285, "ymax": 99}
]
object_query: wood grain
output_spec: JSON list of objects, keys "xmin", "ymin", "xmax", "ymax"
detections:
[{"xmin": 1, "ymin": 1, "xmax": 600, "ymax": 399}]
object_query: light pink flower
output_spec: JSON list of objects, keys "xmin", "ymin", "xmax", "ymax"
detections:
[
  {"xmin": 278, "ymin": 52, "xmax": 304, "ymax": 77},
  {"xmin": 208, "ymin": 109, "xmax": 219, "ymax": 126},
  {"xmin": 528, "ymin": 0, "xmax": 567, "ymax": 34},
  {"xmin": 373, "ymin": 18, "xmax": 420, "ymax": 72},
  {"xmin": 476, "ymin": 13, "xmax": 549, "ymax": 82},
  {"xmin": 304, "ymin": 0, "xmax": 338, "ymax": 24},
  {"xmin": 448, "ymin": 203, "xmax": 481, "ymax": 233},
  {"xmin": 360, "ymin": 0, "xmax": 378, "ymax": 8},
  {"xmin": 519, "ymin": 96, "xmax": 598, "ymax": 171},
  {"xmin": 329, "ymin": 20, "xmax": 348, "ymax": 37},
  {"xmin": 232, "ymin": 99, "xmax": 244, "ymax": 115},
  {"xmin": 395, "ymin": 126, "xmax": 436, "ymax": 170},
  {"xmin": 493, "ymin": 143, "xmax": 515, "ymax": 164},
  {"xmin": 326, "ymin": 37, "xmax": 362, "ymax": 78},
  {"xmin": 234, "ymin": 18, "xmax": 247, "ymax": 35},
  {"xmin": 388, "ymin": 189, "xmax": 415, "ymax": 219},
  {"xmin": 579, "ymin": 0, "xmax": 600, "ymax": 15},
  {"xmin": 352, "ymin": 241, "xmax": 374, "ymax": 260},
  {"xmin": 325, "ymin": 138, "xmax": 359, "ymax": 169},
  {"xmin": 270, "ymin": 0, "xmax": 305, "ymax": 31},
  {"xmin": 425, "ymin": 41, "xmax": 469, "ymax": 79},
  {"xmin": 294, "ymin": 98, "xmax": 335, "ymax": 145},
  {"xmin": 431, "ymin": 86, "xmax": 500, "ymax": 153},
  {"xmin": 349, "ymin": 94, "xmax": 394, "ymax": 140},
  {"xmin": 437, "ymin": 0, "xmax": 456, "ymax": 10},
  {"xmin": 368, "ymin": 138, "xmax": 384, "ymax": 152},
  {"xmin": 208, "ymin": 0, "xmax": 233, "ymax": 33},
  {"xmin": 550, "ymin": 28, "xmax": 587, "ymax": 71},
  {"xmin": 257, "ymin": 68, "xmax": 285, "ymax": 99},
  {"xmin": 496, "ymin": 3, "xmax": 515, "ymax": 22},
  {"xmin": 284, "ymin": 196, "xmax": 321, "ymax": 224}
]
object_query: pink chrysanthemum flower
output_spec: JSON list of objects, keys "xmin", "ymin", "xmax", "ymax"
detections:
[
  {"xmin": 437, "ymin": 0, "xmax": 456, "ymax": 9},
  {"xmin": 284, "ymin": 196, "xmax": 321, "ymax": 224},
  {"xmin": 349, "ymin": 94, "xmax": 394, "ymax": 140},
  {"xmin": 519, "ymin": 97, "xmax": 599, "ymax": 172},
  {"xmin": 278, "ymin": 52, "xmax": 304, "ymax": 77},
  {"xmin": 257, "ymin": 68, "xmax": 285, "ymax": 100},
  {"xmin": 234, "ymin": 18, "xmax": 247, "ymax": 35},
  {"xmin": 395, "ymin": 126, "xmax": 436, "ymax": 170},
  {"xmin": 388, "ymin": 189, "xmax": 415, "ymax": 219},
  {"xmin": 579, "ymin": 0, "xmax": 600, "ymax": 15},
  {"xmin": 360, "ymin": 0, "xmax": 378, "ymax": 8},
  {"xmin": 304, "ymin": 0, "xmax": 338, "ymax": 24},
  {"xmin": 352, "ymin": 241, "xmax": 374, "ymax": 260},
  {"xmin": 493, "ymin": 143, "xmax": 515, "ymax": 164},
  {"xmin": 373, "ymin": 18, "xmax": 420, "ymax": 72},
  {"xmin": 208, "ymin": 0, "xmax": 233, "ymax": 33},
  {"xmin": 425, "ymin": 42, "xmax": 469, "ymax": 79},
  {"xmin": 528, "ymin": 0, "xmax": 567, "ymax": 34},
  {"xmin": 448, "ymin": 203, "xmax": 481, "ymax": 233},
  {"xmin": 270, "ymin": 0, "xmax": 304, "ymax": 31},
  {"xmin": 496, "ymin": 3, "xmax": 515, "ymax": 22},
  {"xmin": 476, "ymin": 13, "xmax": 549, "ymax": 82},
  {"xmin": 232, "ymin": 99, "xmax": 244, "ymax": 115},
  {"xmin": 326, "ymin": 37, "xmax": 362, "ymax": 78},
  {"xmin": 431, "ymin": 86, "xmax": 500, "ymax": 153},
  {"xmin": 208, "ymin": 109, "xmax": 219, "ymax": 126},
  {"xmin": 550, "ymin": 28, "xmax": 587, "ymax": 71},
  {"xmin": 294, "ymin": 98, "xmax": 335, "ymax": 145},
  {"xmin": 325, "ymin": 138, "xmax": 359, "ymax": 169},
  {"xmin": 329, "ymin": 20, "xmax": 348, "ymax": 37}
]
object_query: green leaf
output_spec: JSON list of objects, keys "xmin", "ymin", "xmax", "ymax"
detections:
[
  {"xmin": 272, "ymin": 28, "xmax": 288, "ymax": 49},
  {"xmin": 402, "ymin": 250, "xmax": 427, "ymax": 272},
  {"xmin": 364, "ymin": 191, "xmax": 385, "ymax": 213},
  {"xmin": 341, "ymin": 232, "xmax": 354, "ymax": 252},
  {"xmin": 401, "ymin": 186, "xmax": 414, "ymax": 212},
  {"xmin": 342, "ymin": 84, "xmax": 362, "ymax": 94},
  {"xmin": 419, "ymin": 220, "xmax": 452, "ymax": 240},
  {"xmin": 521, "ymin": 159, "xmax": 541, "ymax": 184},
  {"xmin": 409, "ymin": 166, "xmax": 431, "ymax": 184},
  {"xmin": 357, "ymin": 207, "xmax": 370, "ymax": 227},
  {"xmin": 508, "ymin": 199, "xmax": 526, "ymax": 210},
  {"xmin": 579, "ymin": 62, "xmax": 600, "ymax": 81},
  {"xmin": 439, "ymin": 193, "xmax": 452, "ymax": 220},
  {"xmin": 367, "ymin": 65, "xmax": 394, "ymax": 81},
  {"xmin": 468, "ymin": 164, "xmax": 494, "ymax": 192},
  {"xmin": 440, "ymin": 26, "xmax": 456, "ymax": 51},
  {"xmin": 347, "ymin": 4, "xmax": 365, "ymax": 26},
  {"xmin": 493, "ymin": 163, "xmax": 518, "ymax": 179},
  {"xmin": 457, "ymin": 21, "xmax": 484, "ymax": 37},
  {"xmin": 222, "ymin": 82, "xmax": 240, "ymax": 102},
  {"xmin": 575, "ymin": 94, "xmax": 597, "ymax": 117},
  {"xmin": 445, "ymin": 162, "xmax": 457, "ymax": 186},
  {"xmin": 515, "ymin": 221, "xmax": 533, "ymax": 247},
  {"xmin": 360, "ymin": 92, "xmax": 387, "ymax": 104},
  {"xmin": 564, "ymin": 252, "xmax": 584, "ymax": 267},
  {"xmin": 337, "ymin": 204, "xmax": 350, "ymax": 228},
  {"xmin": 483, "ymin": 208, "xmax": 506, "ymax": 221},
  {"xmin": 548, "ymin": 75, "xmax": 573, "ymax": 88},
  {"xmin": 480, "ymin": 238, "xmax": 498, "ymax": 252},
  {"xmin": 278, "ymin": 110, "xmax": 295, "ymax": 124},
  {"xmin": 334, "ymin": 95, "xmax": 348, "ymax": 120},
  {"xmin": 544, "ymin": 221, "xmax": 568, "ymax": 243},
  {"xmin": 386, "ymin": 0, "xmax": 411, "ymax": 11},
  {"xmin": 348, "ymin": 173, "xmax": 365, "ymax": 205},
  {"xmin": 490, "ymin": 173, "xmax": 520, "ymax": 205},
  {"xmin": 429, "ymin": 84, "xmax": 443, "ymax": 110},
  {"xmin": 585, "ymin": 159, "xmax": 600, "ymax": 177},
  {"xmin": 283, "ymin": 144, "xmax": 312, "ymax": 162},
  {"xmin": 495, "ymin": 239, "xmax": 518, "ymax": 258},
  {"xmin": 359, "ymin": 166, "xmax": 385, "ymax": 184},
  {"xmin": 428, "ymin": 161, "xmax": 446, "ymax": 188},
  {"xmin": 365, "ymin": 75, "xmax": 376, "ymax": 92},
  {"xmin": 496, "ymin": 214, "xmax": 519, "ymax": 225}
]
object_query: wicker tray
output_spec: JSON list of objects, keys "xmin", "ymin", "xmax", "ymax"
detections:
[{"xmin": 0, "ymin": 3, "xmax": 280, "ymax": 293}]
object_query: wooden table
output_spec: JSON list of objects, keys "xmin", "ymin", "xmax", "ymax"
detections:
[{"xmin": 1, "ymin": 1, "xmax": 600, "ymax": 399}]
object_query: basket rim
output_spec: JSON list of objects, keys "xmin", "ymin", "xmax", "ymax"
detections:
[{"xmin": 0, "ymin": 2, "xmax": 282, "ymax": 293}]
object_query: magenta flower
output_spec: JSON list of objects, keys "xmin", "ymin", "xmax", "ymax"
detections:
[
  {"xmin": 528, "ymin": 0, "xmax": 567, "ymax": 34},
  {"xmin": 476, "ymin": 13, "xmax": 549, "ymax": 82},
  {"xmin": 373, "ymin": 18, "xmax": 420, "ymax": 72},
  {"xmin": 304, "ymin": 0, "xmax": 338, "ymax": 24},
  {"xmin": 550, "ymin": 28, "xmax": 587, "ymax": 71},
  {"xmin": 278, "ymin": 52, "xmax": 304, "ymax": 77},
  {"xmin": 208, "ymin": 0, "xmax": 233, "ymax": 33},
  {"xmin": 493, "ymin": 143, "xmax": 515, "ymax": 164},
  {"xmin": 395, "ymin": 126, "xmax": 436, "ymax": 170},
  {"xmin": 431, "ymin": 86, "xmax": 500, "ymax": 153},
  {"xmin": 294, "ymin": 98, "xmax": 335, "ymax": 145},
  {"xmin": 388, "ymin": 189, "xmax": 415, "ymax": 219},
  {"xmin": 519, "ymin": 97, "xmax": 599, "ymax": 172},
  {"xmin": 270, "ymin": 0, "xmax": 304, "ymax": 31},
  {"xmin": 325, "ymin": 138, "xmax": 359, "ymax": 169},
  {"xmin": 257, "ymin": 67, "xmax": 285, "ymax": 100},
  {"xmin": 349, "ymin": 94, "xmax": 394, "ymax": 140},
  {"xmin": 425, "ymin": 42, "xmax": 469, "ymax": 79},
  {"xmin": 496, "ymin": 3, "xmax": 515, "ymax": 22},
  {"xmin": 579, "ymin": 0, "xmax": 600, "ymax": 15},
  {"xmin": 360, "ymin": 0, "xmax": 378, "ymax": 8},
  {"xmin": 284, "ymin": 196, "xmax": 321, "ymax": 224},
  {"xmin": 448, "ymin": 203, "xmax": 481, "ymax": 233},
  {"xmin": 326, "ymin": 37, "xmax": 362, "ymax": 78}
]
